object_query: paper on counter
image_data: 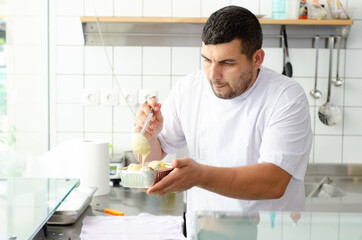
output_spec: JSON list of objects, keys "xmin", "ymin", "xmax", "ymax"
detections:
[{"xmin": 80, "ymin": 213, "xmax": 186, "ymax": 240}]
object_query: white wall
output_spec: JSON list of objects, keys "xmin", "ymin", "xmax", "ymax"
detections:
[
  {"xmin": 3, "ymin": 0, "xmax": 48, "ymax": 154},
  {"xmin": 50, "ymin": 0, "xmax": 362, "ymax": 163}
]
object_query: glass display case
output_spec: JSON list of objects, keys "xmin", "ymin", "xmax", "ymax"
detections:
[{"xmin": 0, "ymin": 178, "xmax": 79, "ymax": 240}]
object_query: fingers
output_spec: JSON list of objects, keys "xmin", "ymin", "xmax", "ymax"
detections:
[{"xmin": 172, "ymin": 158, "xmax": 188, "ymax": 168}]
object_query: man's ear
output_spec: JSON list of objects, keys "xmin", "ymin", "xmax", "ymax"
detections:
[{"xmin": 253, "ymin": 49, "xmax": 265, "ymax": 69}]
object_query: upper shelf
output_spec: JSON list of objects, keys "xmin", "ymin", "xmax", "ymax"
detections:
[
  {"xmin": 80, "ymin": 16, "xmax": 353, "ymax": 26},
  {"xmin": 80, "ymin": 17, "xmax": 353, "ymax": 48}
]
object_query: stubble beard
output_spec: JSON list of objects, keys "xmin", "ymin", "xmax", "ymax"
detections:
[{"xmin": 210, "ymin": 68, "xmax": 254, "ymax": 99}]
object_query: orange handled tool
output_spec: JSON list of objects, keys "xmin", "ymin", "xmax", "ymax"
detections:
[{"xmin": 93, "ymin": 206, "xmax": 124, "ymax": 216}]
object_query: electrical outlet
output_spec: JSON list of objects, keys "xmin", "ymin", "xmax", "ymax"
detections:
[
  {"xmin": 138, "ymin": 89, "xmax": 158, "ymax": 104},
  {"xmin": 100, "ymin": 89, "xmax": 119, "ymax": 106},
  {"xmin": 119, "ymin": 88, "xmax": 138, "ymax": 107},
  {"xmin": 81, "ymin": 89, "xmax": 100, "ymax": 105}
]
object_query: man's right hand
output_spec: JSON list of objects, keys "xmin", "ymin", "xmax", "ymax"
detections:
[{"xmin": 134, "ymin": 97, "xmax": 163, "ymax": 141}]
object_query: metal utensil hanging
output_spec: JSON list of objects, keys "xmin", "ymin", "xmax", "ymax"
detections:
[
  {"xmin": 318, "ymin": 36, "xmax": 342, "ymax": 126},
  {"xmin": 310, "ymin": 35, "xmax": 322, "ymax": 99},
  {"xmin": 332, "ymin": 35, "xmax": 344, "ymax": 87}
]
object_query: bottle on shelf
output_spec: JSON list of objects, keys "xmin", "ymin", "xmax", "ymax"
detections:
[
  {"xmin": 299, "ymin": 0, "xmax": 308, "ymax": 19},
  {"xmin": 272, "ymin": 0, "xmax": 286, "ymax": 19}
]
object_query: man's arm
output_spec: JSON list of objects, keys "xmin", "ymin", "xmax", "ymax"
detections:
[{"xmin": 147, "ymin": 158, "xmax": 292, "ymax": 200}]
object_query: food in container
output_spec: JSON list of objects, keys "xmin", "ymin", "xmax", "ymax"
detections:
[{"xmin": 120, "ymin": 161, "xmax": 173, "ymax": 188}]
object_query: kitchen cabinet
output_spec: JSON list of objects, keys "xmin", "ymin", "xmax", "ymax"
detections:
[{"xmin": 80, "ymin": 17, "xmax": 353, "ymax": 48}]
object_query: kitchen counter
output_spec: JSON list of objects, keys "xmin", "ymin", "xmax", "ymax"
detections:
[{"xmin": 40, "ymin": 185, "xmax": 185, "ymax": 240}]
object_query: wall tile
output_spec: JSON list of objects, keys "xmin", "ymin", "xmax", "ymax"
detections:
[
  {"xmin": 113, "ymin": 133, "xmax": 133, "ymax": 153},
  {"xmin": 314, "ymin": 107, "xmax": 343, "ymax": 135},
  {"xmin": 56, "ymin": 17, "xmax": 84, "ymax": 45},
  {"xmin": 339, "ymin": 213, "xmax": 362, "ymax": 239},
  {"xmin": 84, "ymin": 132, "xmax": 113, "ymax": 145},
  {"xmin": 201, "ymin": 0, "xmax": 231, "ymax": 17},
  {"xmin": 263, "ymin": 48, "xmax": 283, "ymax": 73},
  {"xmin": 142, "ymin": 76, "xmax": 171, "ymax": 103},
  {"xmin": 56, "ymin": 132, "xmax": 83, "ymax": 145},
  {"xmin": 343, "ymin": 136, "xmax": 362, "ymax": 163},
  {"xmin": 346, "ymin": 20, "xmax": 362, "ymax": 49},
  {"xmin": 84, "ymin": 106, "xmax": 112, "ymax": 132},
  {"xmin": 6, "ymin": 0, "xmax": 43, "ymax": 16},
  {"xmin": 12, "ymin": 45, "xmax": 43, "ymax": 75},
  {"xmin": 143, "ymin": 0, "xmax": 172, "ymax": 17},
  {"xmin": 231, "ymin": 0, "xmax": 260, "ymax": 15},
  {"xmin": 114, "ymin": 0, "xmax": 142, "ymax": 17},
  {"xmin": 314, "ymin": 136, "xmax": 342, "ymax": 163},
  {"xmin": 114, "ymin": 47, "xmax": 142, "ymax": 75},
  {"xmin": 56, "ymin": 46, "xmax": 84, "ymax": 74},
  {"xmin": 347, "ymin": 0, "xmax": 362, "ymax": 20},
  {"xmin": 56, "ymin": 104, "xmax": 83, "ymax": 132},
  {"xmin": 115, "ymin": 75, "xmax": 142, "ymax": 89},
  {"xmin": 346, "ymin": 49, "xmax": 362, "ymax": 78},
  {"xmin": 172, "ymin": 0, "xmax": 201, "ymax": 17},
  {"xmin": 56, "ymin": 0, "xmax": 83, "ymax": 16},
  {"xmin": 344, "ymin": 78, "xmax": 362, "ymax": 107},
  {"xmin": 84, "ymin": 75, "xmax": 113, "ymax": 89},
  {"xmin": 15, "ymin": 132, "xmax": 43, "ymax": 155},
  {"xmin": 84, "ymin": 0, "xmax": 113, "ymax": 17},
  {"xmin": 84, "ymin": 46, "xmax": 113, "ymax": 75},
  {"xmin": 113, "ymin": 106, "xmax": 136, "ymax": 132},
  {"xmin": 344, "ymin": 107, "xmax": 362, "ymax": 135},
  {"xmin": 142, "ymin": 47, "xmax": 171, "ymax": 75},
  {"xmin": 16, "ymin": 104, "xmax": 43, "ymax": 131},
  {"xmin": 15, "ymin": 75, "xmax": 43, "ymax": 104},
  {"xmin": 56, "ymin": 75, "xmax": 83, "ymax": 103},
  {"xmin": 12, "ymin": 16, "xmax": 42, "ymax": 45},
  {"xmin": 259, "ymin": 0, "xmax": 272, "ymax": 18},
  {"xmin": 171, "ymin": 47, "xmax": 201, "ymax": 75}
]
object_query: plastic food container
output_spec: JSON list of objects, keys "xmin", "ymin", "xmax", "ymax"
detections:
[{"xmin": 120, "ymin": 168, "xmax": 173, "ymax": 188}]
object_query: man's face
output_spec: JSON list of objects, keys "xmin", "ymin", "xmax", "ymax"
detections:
[{"xmin": 201, "ymin": 39, "xmax": 257, "ymax": 99}]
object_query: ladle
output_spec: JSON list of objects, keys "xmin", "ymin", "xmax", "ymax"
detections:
[
  {"xmin": 318, "ymin": 36, "xmax": 342, "ymax": 126},
  {"xmin": 332, "ymin": 36, "xmax": 344, "ymax": 87},
  {"xmin": 310, "ymin": 36, "xmax": 322, "ymax": 99}
]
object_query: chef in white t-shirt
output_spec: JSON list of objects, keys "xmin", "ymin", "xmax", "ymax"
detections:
[{"xmin": 133, "ymin": 5, "xmax": 312, "ymax": 239}]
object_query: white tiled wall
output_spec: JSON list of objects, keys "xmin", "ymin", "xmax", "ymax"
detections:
[{"xmin": 50, "ymin": 0, "xmax": 362, "ymax": 163}]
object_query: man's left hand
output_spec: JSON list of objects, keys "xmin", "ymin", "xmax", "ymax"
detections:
[{"xmin": 147, "ymin": 158, "xmax": 203, "ymax": 195}]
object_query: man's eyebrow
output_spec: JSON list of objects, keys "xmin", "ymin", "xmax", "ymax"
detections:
[{"xmin": 200, "ymin": 54, "xmax": 237, "ymax": 63}]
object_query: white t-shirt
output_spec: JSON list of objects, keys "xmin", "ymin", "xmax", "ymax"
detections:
[{"xmin": 158, "ymin": 66, "xmax": 312, "ymax": 238}]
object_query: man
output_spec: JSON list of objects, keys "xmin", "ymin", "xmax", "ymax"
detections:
[{"xmin": 134, "ymin": 5, "xmax": 312, "ymax": 238}]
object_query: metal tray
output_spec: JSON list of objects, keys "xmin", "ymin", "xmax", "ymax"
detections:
[{"xmin": 47, "ymin": 187, "xmax": 97, "ymax": 225}]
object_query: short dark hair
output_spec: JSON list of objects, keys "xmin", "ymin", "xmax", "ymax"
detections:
[{"xmin": 202, "ymin": 5, "xmax": 263, "ymax": 60}]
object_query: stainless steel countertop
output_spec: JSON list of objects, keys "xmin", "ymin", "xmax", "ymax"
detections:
[{"xmin": 43, "ymin": 185, "xmax": 185, "ymax": 240}]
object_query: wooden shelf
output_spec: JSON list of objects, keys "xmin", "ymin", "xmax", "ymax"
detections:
[{"xmin": 81, "ymin": 16, "xmax": 353, "ymax": 26}]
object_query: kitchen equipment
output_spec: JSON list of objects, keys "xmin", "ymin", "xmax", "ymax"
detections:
[
  {"xmin": 318, "ymin": 36, "xmax": 342, "ymax": 126},
  {"xmin": 109, "ymin": 154, "xmax": 124, "ymax": 186},
  {"xmin": 93, "ymin": 205, "xmax": 124, "ymax": 215},
  {"xmin": 48, "ymin": 187, "xmax": 97, "ymax": 225},
  {"xmin": 310, "ymin": 36, "xmax": 322, "ymax": 99},
  {"xmin": 332, "ymin": 35, "xmax": 344, "ymax": 87},
  {"xmin": 281, "ymin": 25, "xmax": 293, "ymax": 77}
]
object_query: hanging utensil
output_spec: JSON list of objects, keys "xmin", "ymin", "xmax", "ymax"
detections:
[
  {"xmin": 281, "ymin": 25, "xmax": 293, "ymax": 77},
  {"xmin": 332, "ymin": 35, "xmax": 344, "ymax": 87},
  {"xmin": 318, "ymin": 36, "xmax": 342, "ymax": 126},
  {"xmin": 310, "ymin": 36, "xmax": 322, "ymax": 99}
]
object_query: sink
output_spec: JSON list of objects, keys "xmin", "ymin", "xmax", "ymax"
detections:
[{"xmin": 305, "ymin": 182, "xmax": 344, "ymax": 198}]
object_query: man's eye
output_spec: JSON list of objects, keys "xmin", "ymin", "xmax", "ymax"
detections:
[{"xmin": 223, "ymin": 62, "xmax": 233, "ymax": 66}]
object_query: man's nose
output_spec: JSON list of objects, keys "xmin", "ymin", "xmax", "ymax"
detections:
[{"xmin": 209, "ymin": 63, "xmax": 221, "ymax": 80}]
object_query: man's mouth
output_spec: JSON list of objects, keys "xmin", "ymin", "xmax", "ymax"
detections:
[{"xmin": 213, "ymin": 83, "xmax": 227, "ymax": 90}]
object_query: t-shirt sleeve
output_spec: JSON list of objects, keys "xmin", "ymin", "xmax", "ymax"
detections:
[
  {"xmin": 258, "ymin": 84, "xmax": 312, "ymax": 180},
  {"xmin": 158, "ymin": 80, "xmax": 187, "ymax": 154}
]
